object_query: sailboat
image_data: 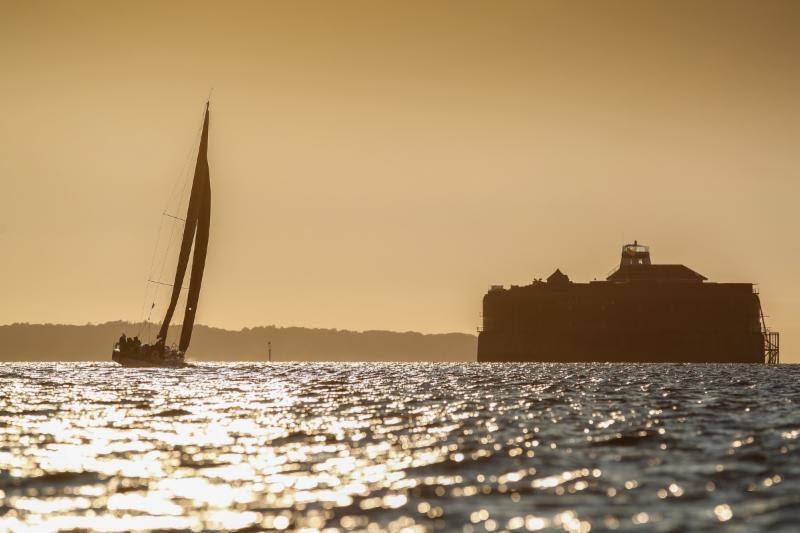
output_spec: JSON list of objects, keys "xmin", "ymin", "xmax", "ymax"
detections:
[{"xmin": 112, "ymin": 102, "xmax": 212, "ymax": 367}]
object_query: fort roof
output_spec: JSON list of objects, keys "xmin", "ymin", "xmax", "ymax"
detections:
[
  {"xmin": 607, "ymin": 264, "xmax": 707, "ymax": 283},
  {"xmin": 547, "ymin": 269, "xmax": 570, "ymax": 284}
]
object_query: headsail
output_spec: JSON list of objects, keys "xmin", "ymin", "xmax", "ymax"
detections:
[{"xmin": 157, "ymin": 103, "xmax": 211, "ymax": 351}]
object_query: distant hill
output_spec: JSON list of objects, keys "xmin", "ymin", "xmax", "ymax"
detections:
[{"xmin": 0, "ymin": 322, "xmax": 477, "ymax": 362}]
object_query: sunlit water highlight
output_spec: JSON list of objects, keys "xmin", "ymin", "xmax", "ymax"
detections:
[{"xmin": 1, "ymin": 362, "xmax": 799, "ymax": 532}]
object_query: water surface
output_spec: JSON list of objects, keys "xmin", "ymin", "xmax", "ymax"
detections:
[{"xmin": 1, "ymin": 362, "xmax": 798, "ymax": 531}]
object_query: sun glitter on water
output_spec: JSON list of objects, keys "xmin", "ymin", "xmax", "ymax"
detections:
[{"xmin": 1, "ymin": 362, "xmax": 798, "ymax": 531}]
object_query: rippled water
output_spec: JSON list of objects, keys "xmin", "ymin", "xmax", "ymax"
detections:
[{"xmin": 1, "ymin": 363, "xmax": 799, "ymax": 532}]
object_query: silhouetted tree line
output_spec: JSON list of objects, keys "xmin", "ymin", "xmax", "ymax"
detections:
[{"xmin": 0, "ymin": 322, "xmax": 476, "ymax": 362}]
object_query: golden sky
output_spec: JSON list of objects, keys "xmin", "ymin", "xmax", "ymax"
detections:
[{"xmin": 1, "ymin": 1, "xmax": 798, "ymax": 361}]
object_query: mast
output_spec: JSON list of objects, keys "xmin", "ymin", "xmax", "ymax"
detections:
[{"xmin": 156, "ymin": 103, "xmax": 211, "ymax": 349}]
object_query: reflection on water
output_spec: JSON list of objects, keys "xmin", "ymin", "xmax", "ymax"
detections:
[{"xmin": 1, "ymin": 362, "xmax": 799, "ymax": 531}]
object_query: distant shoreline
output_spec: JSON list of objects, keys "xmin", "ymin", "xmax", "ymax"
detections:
[{"xmin": 0, "ymin": 322, "xmax": 477, "ymax": 362}]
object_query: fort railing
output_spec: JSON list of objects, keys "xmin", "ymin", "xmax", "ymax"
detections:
[
  {"xmin": 757, "ymin": 293, "xmax": 780, "ymax": 364},
  {"xmin": 764, "ymin": 331, "xmax": 780, "ymax": 365}
]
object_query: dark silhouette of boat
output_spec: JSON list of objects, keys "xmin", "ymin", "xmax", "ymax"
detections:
[
  {"xmin": 478, "ymin": 242, "xmax": 780, "ymax": 364},
  {"xmin": 112, "ymin": 103, "xmax": 212, "ymax": 368}
]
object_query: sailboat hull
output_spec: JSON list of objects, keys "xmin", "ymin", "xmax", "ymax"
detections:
[{"xmin": 112, "ymin": 346, "xmax": 187, "ymax": 368}]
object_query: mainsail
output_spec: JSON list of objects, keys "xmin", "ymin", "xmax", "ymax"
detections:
[{"xmin": 156, "ymin": 103, "xmax": 211, "ymax": 352}]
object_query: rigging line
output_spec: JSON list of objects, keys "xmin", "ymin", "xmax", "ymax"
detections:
[
  {"xmin": 154, "ymin": 105, "xmax": 206, "ymax": 289},
  {"xmin": 154, "ymin": 185, "xmax": 192, "ymax": 287},
  {"xmin": 163, "ymin": 212, "xmax": 186, "ymax": 222},
  {"xmin": 169, "ymin": 148, "xmax": 197, "ymax": 222},
  {"xmin": 146, "ymin": 104, "xmax": 207, "ymax": 342},
  {"xmin": 164, "ymin": 105, "xmax": 206, "ymax": 218},
  {"xmin": 155, "ymin": 211, "xmax": 181, "ymax": 286},
  {"xmin": 141, "ymin": 286, "xmax": 158, "ymax": 333},
  {"xmin": 139, "ymin": 214, "xmax": 167, "ymax": 319},
  {"xmin": 148, "ymin": 279, "xmax": 190, "ymax": 290},
  {"xmin": 162, "ymin": 106, "xmax": 207, "ymax": 215},
  {"xmin": 156, "ymin": 173, "xmax": 193, "ymax": 286},
  {"xmin": 153, "ymin": 108, "xmax": 205, "ymax": 280},
  {"xmin": 136, "ymin": 105, "xmax": 205, "ymax": 335},
  {"xmin": 136, "ymin": 281, "xmax": 154, "ymax": 337}
]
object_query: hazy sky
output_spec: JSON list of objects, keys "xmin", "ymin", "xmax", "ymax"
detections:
[{"xmin": 1, "ymin": 1, "xmax": 798, "ymax": 361}]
